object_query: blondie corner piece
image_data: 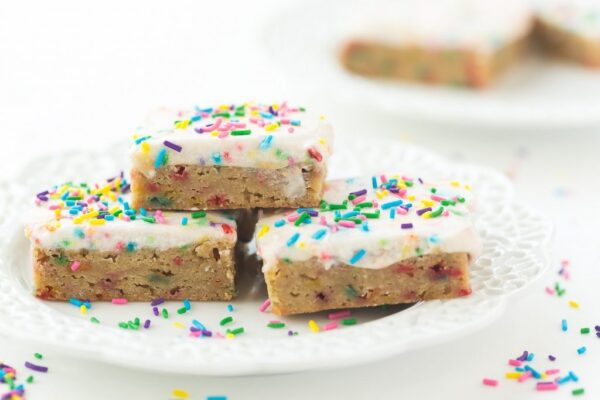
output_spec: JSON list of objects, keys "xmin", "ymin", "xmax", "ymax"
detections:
[
  {"xmin": 535, "ymin": 0, "xmax": 600, "ymax": 68},
  {"xmin": 26, "ymin": 177, "xmax": 237, "ymax": 302},
  {"xmin": 129, "ymin": 102, "xmax": 333, "ymax": 211},
  {"xmin": 339, "ymin": 0, "xmax": 532, "ymax": 87},
  {"xmin": 256, "ymin": 175, "xmax": 482, "ymax": 316}
]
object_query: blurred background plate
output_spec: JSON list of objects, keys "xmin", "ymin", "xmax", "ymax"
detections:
[{"xmin": 264, "ymin": 0, "xmax": 600, "ymax": 130}]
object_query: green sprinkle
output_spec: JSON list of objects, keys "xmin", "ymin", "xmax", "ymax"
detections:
[
  {"xmin": 34, "ymin": 352, "xmax": 43, "ymax": 360},
  {"xmin": 294, "ymin": 211, "xmax": 310, "ymax": 226},
  {"xmin": 118, "ymin": 322, "xmax": 128, "ymax": 329},
  {"xmin": 430, "ymin": 188, "xmax": 437, "ymax": 193},
  {"xmin": 328, "ymin": 201, "xmax": 348, "ymax": 210},
  {"xmin": 230, "ymin": 129, "xmax": 251, "ymax": 136},
  {"xmin": 348, "ymin": 194, "xmax": 356, "ymax": 200},
  {"xmin": 142, "ymin": 216, "xmax": 155, "ymax": 223},
  {"xmin": 361, "ymin": 210, "xmax": 380, "ymax": 219},
  {"xmin": 457, "ymin": 196, "xmax": 465, "ymax": 203},
  {"xmin": 212, "ymin": 112, "xmax": 230, "ymax": 118},
  {"xmin": 191, "ymin": 211, "xmax": 206, "ymax": 219},
  {"xmin": 128, "ymin": 321, "xmax": 139, "ymax": 330},
  {"xmin": 162, "ymin": 308, "xmax": 169, "ymax": 319},
  {"xmin": 228, "ymin": 327, "xmax": 244, "ymax": 335},
  {"xmin": 26, "ymin": 375, "xmax": 34, "ymax": 384},
  {"xmin": 572, "ymin": 388, "xmax": 585, "ymax": 396},
  {"xmin": 220, "ymin": 316, "xmax": 233, "ymax": 326},
  {"xmin": 581, "ymin": 327, "xmax": 590, "ymax": 334},
  {"xmin": 345, "ymin": 285, "xmax": 359, "ymax": 299},
  {"xmin": 355, "ymin": 202, "xmax": 373, "ymax": 209},
  {"xmin": 319, "ymin": 200, "xmax": 328, "ymax": 210},
  {"xmin": 441, "ymin": 199, "xmax": 456, "ymax": 206},
  {"xmin": 90, "ymin": 317, "xmax": 100, "ymax": 324},
  {"xmin": 267, "ymin": 322, "xmax": 286, "ymax": 329},
  {"xmin": 335, "ymin": 217, "xmax": 362, "ymax": 224},
  {"xmin": 234, "ymin": 109, "xmax": 245, "ymax": 117},
  {"xmin": 429, "ymin": 207, "xmax": 444, "ymax": 218},
  {"xmin": 177, "ymin": 307, "xmax": 188, "ymax": 315},
  {"xmin": 341, "ymin": 318, "xmax": 357, "ymax": 326}
]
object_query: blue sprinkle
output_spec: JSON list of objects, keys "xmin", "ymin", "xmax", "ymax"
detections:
[
  {"xmin": 381, "ymin": 200, "xmax": 403, "ymax": 210},
  {"xmin": 389, "ymin": 208, "xmax": 396, "ymax": 219},
  {"xmin": 527, "ymin": 352, "xmax": 534, "ymax": 361},
  {"xmin": 69, "ymin": 208, "xmax": 79, "ymax": 215},
  {"xmin": 577, "ymin": 346, "xmax": 586, "ymax": 355},
  {"xmin": 312, "ymin": 229, "xmax": 327, "ymax": 240},
  {"xmin": 334, "ymin": 210, "xmax": 341, "ymax": 219},
  {"xmin": 134, "ymin": 135, "xmax": 151, "ymax": 145},
  {"xmin": 524, "ymin": 365, "xmax": 540, "ymax": 378},
  {"xmin": 105, "ymin": 215, "xmax": 114, "ymax": 221},
  {"xmin": 140, "ymin": 208, "xmax": 147, "ymax": 216},
  {"xmin": 362, "ymin": 222, "xmax": 369, "ymax": 232},
  {"xmin": 65, "ymin": 200, "xmax": 75, "ymax": 207},
  {"xmin": 181, "ymin": 217, "xmax": 188, "ymax": 226},
  {"xmin": 125, "ymin": 209, "xmax": 136, "ymax": 216},
  {"xmin": 61, "ymin": 191, "xmax": 69, "ymax": 200},
  {"xmin": 73, "ymin": 228, "xmax": 85, "ymax": 238},
  {"xmin": 562, "ymin": 319, "xmax": 568, "ymax": 332},
  {"xmin": 349, "ymin": 249, "xmax": 366, "ymax": 265},
  {"xmin": 183, "ymin": 299, "xmax": 191, "ymax": 310},
  {"xmin": 290, "ymin": 119, "xmax": 301, "ymax": 126},
  {"xmin": 190, "ymin": 115, "xmax": 202, "ymax": 122},
  {"xmin": 211, "ymin": 152, "xmax": 222, "ymax": 164},
  {"xmin": 557, "ymin": 375, "xmax": 571, "ymax": 385},
  {"xmin": 69, "ymin": 298, "xmax": 83, "ymax": 307},
  {"xmin": 126, "ymin": 241, "xmax": 137, "ymax": 252},
  {"xmin": 260, "ymin": 135, "xmax": 273, "ymax": 150},
  {"xmin": 260, "ymin": 112, "xmax": 273, "ymax": 119},
  {"xmin": 569, "ymin": 371, "xmax": 579, "ymax": 382},
  {"xmin": 341, "ymin": 211, "xmax": 359, "ymax": 219},
  {"xmin": 274, "ymin": 219, "xmax": 286, "ymax": 228},
  {"xmin": 124, "ymin": 202, "xmax": 130, "ymax": 210},
  {"xmin": 286, "ymin": 232, "xmax": 300, "ymax": 247},
  {"xmin": 154, "ymin": 148, "xmax": 167, "ymax": 168},
  {"xmin": 428, "ymin": 235, "xmax": 440, "ymax": 244},
  {"xmin": 227, "ymin": 304, "xmax": 234, "ymax": 312},
  {"xmin": 371, "ymin": 176, "xmax": 378, "ymax": 189},
  {"xmin": 515, "ymin": 367, "xmax": 525, "ymax": 372},
  {"xmin": 192, "ymin": 319, "xmax": 206, "ymax": 330}
]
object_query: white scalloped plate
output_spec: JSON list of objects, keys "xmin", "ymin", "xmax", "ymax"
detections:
[
  {"xmin": 0, "ymin": 141, "xmax": 552, "ymax": 376},
  {"xmin": 263, "ymin": 0, "xmax": 600, "ymax": 130}
]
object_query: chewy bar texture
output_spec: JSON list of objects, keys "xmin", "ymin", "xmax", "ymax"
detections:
[
  {"xmin": 535, "ymin": 0, "xmax": 600, "ymax": 67},
  {"xmin": 129, "ymin": 102, "xmax": 333, "ymax": 211},
  {"xmin": 256, "ymin": 175, "xmax": 482, "ymax": 315},
  {"xmin": 26, "ymin": 177, "xmax": 237, "ymax": 301},
  {"xmin": 339, "ymin": 0, "xmax": 532, "ymax": 87}
]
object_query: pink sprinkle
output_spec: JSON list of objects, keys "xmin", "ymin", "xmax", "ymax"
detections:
[
  {"xmin": 257, "ymin": 120, "xmax": 265, "ymax": 128},
  {"xmin": 112, "ymin": 298, "xmax": 128, "ymax": 305},
  {"xmin": 49, "ymin": 204, "xmax": 61, "ymax": 210},
  {"xmin": 431, "ymin": 195, "xmax": 446, "ymax": 202},
  {"xmin": 536, "ymin": 382, "xmax": 558, "ymax": 391},
  {"xmin": 482, "ymin": 378, "xmax": 498, "ymax": 387},
  {"xmin": 563, "ymin": 271, "xmax": 570, "ymax": 280},
  {"xmin": 328, "ymin": 310, "xmax": 351, "ymax": 320},
  {"xmin": 380, "ymin": 175, "xmax": 387, "ymax": 183},
  {"xmin": 231, "ymin": 122, "xmax": 246, "ymax": 128},
  {"xmin": 288, "ymin": 127, "xmax": 294, "ymax": 133},
  {"xmin": 545, "ymin": 287, "xmax": 555, "ymax": 295},
  {"xmin": 218, "ymin": 122, "xmax": 232, "ymax": 131},
  {"xmin": 287, "ymin": 213, "xmax": 300, "ymax": 222},
  {"xmin": 122, "ymin": 215, "xmax": 131, "ymax": 222},
  {"xmin": 70, "ymin": 261, "xmax": 81, "ymax": 272},
  {"xmin": 397, "ymin": 189, "xmax": 407, "ymax": 197},
  {"xmin": 331, "ymin": 225, "xmax": 339, "ymax": 233},
  {"xmin": 215, "ymin": 332, "xmax": 225, "ymax": 338},
  {"xmin": 320, "ymin": 216, "xmax": 327, "ymax": 225},
  {"xmin": 190, "ymin": 331, "xmax": 202, "ymax": 338},
  {"xmin": 323, "ymin": 322, "xmax": 338, "ymax": 331},
  {"xmin": 97, "ymin": 203, "xmax": 108, "ymax": 211},
  {"xmin": 249, "ymin": 117, "xmax": 258, "ymax": 124},
  {"xmin": 508, "ymin": 359, "xmax": 522, "ymax": 367},
  {"xmin": 338, "ymin": 220, "xmax": 355, "ymax": 228},
  {"xmin": 280, "ymin": 118, "xmax": 290, "ymax": 125},
  {"xmin": 546, "ymin": 369, "xmax": 560, "ymax": 375},
  {"xmin": 259, "ymin": 299, "xmax": 271, "ymax": 312},
  {"xmin": 351, "ymin": 195, "xmax": 366, "ymax": 205},
  {"xmin": 518, "ymin": 371, "xmax": 532, "ymax": 382},
  {"xmin": 442, "ymin": 210, "xmax": 450, "ymax": 217},
  {"xmin": 218, "ymin": 131, "xmax": 229, "ymax": 139},
  {"xmin": 396, "ymin": 207, "xmax": 408, "ymax": 215}
]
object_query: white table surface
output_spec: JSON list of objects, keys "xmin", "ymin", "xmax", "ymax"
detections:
[{"xmin": 1, "ymin": 1, "xmax": 600, "ymax": 399}]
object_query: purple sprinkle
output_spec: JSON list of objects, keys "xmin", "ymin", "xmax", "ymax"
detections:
[
  {"xmin": 24, "ymin": 361, "xmax": 48, "ymax": 373},
  {"xmin": 416, "ymin": 207, "xmax": 432, "ymax": 216},
  {"xmin": 548, "ymin": 355, "xmax": 556, "ymax": 361},
  {"xmin": 190, "ymin": 327, "xmax": 202, "ymax": 332},
  {"xmin": 36, "ymin": 194, "xmax": 48, "ymax": 201},
  {"xmin": 151, "ymin": 297, "xmax": 165, "ymax": 307},
  {"xmin": 388, "ymin": 187, "xmax": 399, "ymax": 193},
  {"xmin": 194, "ymin": 127, "xmax": 204, "ymax": 134},
  {"xmin": 163, "ymin": 140, "xmax": 182, "ymax": 152},
  {"xmin": 596, "ymin": 332, "xmax": 600, "ymax": 338},
  {"xmin": 517, "ymin": 350, "xmax": 529, "ymax": 362},
  {"xmin": 288, "ymin": 330, "xmax": 294, "ymax": 336},
  {"xmin": 201, "ymin": 330, "xmax": 212, "ymax": 337},
  {"xmin": 401, "ymin": 223, "xmax": 413, "ymax": 229},
  {"xmin": 595, "ymin": 325, "xmax": 600, "ymax": 331},
  {"xmin": 350, "ymin": 189, "xmax": 367, "ymax": 197},
  {"xmin": 107, "ymin": 176, "xmax": 117, "ymax": 183},
  {"xmin": 143, "ymin": 319, "xmax": 151, "ymax": 329},
  {"xmin": 152, "ymin": 306, "xmax": 159, "ymax": 316},
  {"xmin": 307, "ymin": 210, "xmax": 319, "ymax": 217},
  {"xmin": 121, "ymin": 183, "xmax": 131, "ymax": 193},
  {"xmin": 418, "ymin": 178, "xmax": 424, "ymax": 184}
]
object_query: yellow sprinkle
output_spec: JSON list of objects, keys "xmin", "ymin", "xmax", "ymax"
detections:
[
  {"xmin": 218, "ymin": 104, "xmax": 229, "ymax": 110},
  {"xmin": 505, "ymin": 372, "xmax": 522, "ymax": 379},
  {"xmin": 297, "ymin": 242, "xmax": 306, "ymax": 249},
  {"xmin": 175, "ymin": 119, "xmax": 190, "ymax": 129},
  {"xmin": 109, "ymin": 206, "xmax": 120, "ymax": 215},
  {"xmin": 272, "ymin": 103, "xmax": 280, "ymax": 111},
  {"xmin": 308, "ymin": 319, "xmax": 319, "ymax": 333},
  {"xmin": 140, "ymin": 141, "xmax": 150, "ymax": 154},
  {"xmin": 375, "ymin": 190, "xmax": 386, "ymax": 199},
  {"xmin": 250, "ymin": 109, "xmax": 259, "ymax": 116},
  {"xmin": 172, "ymin": 389, "xmax": 189, "ymax": 399},
  {"xmin": 464, "ymin": 184, "xmax": 471, "ymax": 190},
  {"xmin": 72, "ymin": 216, "xmax": 84, "ymax": 225},
  {"xmin": 211, "ymin": 131, "xmax": 219, "ymax": 137},
  {"xmin": 226, "ymin": 333, "xmax": 236, "ymax": 340},
  {"xmin": 422, "ymin": 212, "xmax": 431, "ymax": 219},
  {"xmin": 82, "ymin": 210, "xmax": 99, "ymax": 220},
  {"xmin": 318, "ymin": 137, "xmax": 327, "ymax": 145},
  {"xmin": 172, "ymin": 322, "xmax": 185, "ymax": 329},
  {"xmin": 54, "ymin": 209, "xmax": 62, "ymax": 218},
  {"xmin": 421, "ymin": 199, "xmax": 434, "ymax": 207},
  {"xmin": 80, "ymin": 305, "xmax": 87, "ymax": 314},
  {"xmin": 89, "ymin": 219, "xmax": 105, "ymax": 226},
  {"xmin": 407, "ymin": 195, "xmax": 416, "ymax": 201},
  {"xmin": 132, "ymin": 133, "xmax": 139, "ymax": 140},
  {"xmin": 319, "ymin": 115, "xmax": 326, "ymax": 120},
  {"xmin": 568, "ymin": 300, "xmax": 580, "ymax": 309},
  {"xmin": 450, "ymin": 180, "xmax": 460, "ymax": 187},
  {"xmin": 265, "ymin": 123, "xmax": 279, "ymax": 131},
  {"xmin": 257, "ymin": 225, "xmax": 270, "ymax": 238},
  {"xmin": 541, "ymin": 372, "xmax": 548, "ymax": 379}
]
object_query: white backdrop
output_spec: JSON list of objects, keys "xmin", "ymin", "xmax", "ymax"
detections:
[{"xmin": 1, "ymin": 1, "xmax": 600, "ymax": 399}]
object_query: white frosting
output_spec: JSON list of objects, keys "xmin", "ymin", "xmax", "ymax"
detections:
[
  {"xmin": 536, "ymin": 0, "xmax": 600, "ymax": 39},
  {"xmin": 129, "ymin": 103, "xmax": 334, "ymax": 178},
  {"xmin": 26, "ymin": 180, "xmax": 236, "ymax": 252},
  {"xmin": 256, "ymin": 176, "xmax": 482, "ymax": 272},
  {"xmin": 340, "ymin": 0, "xmax": 533, "ymax": 53}
]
